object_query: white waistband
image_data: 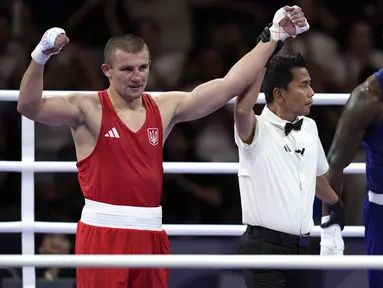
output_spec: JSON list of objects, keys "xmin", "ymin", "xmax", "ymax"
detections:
[
  {"xmin": 368, "ymin": 191, "xmax": 383, "ymax": 205},
  {"xmin": 80, "ymin": 199, "xmax": 163, "ymax": 231}
]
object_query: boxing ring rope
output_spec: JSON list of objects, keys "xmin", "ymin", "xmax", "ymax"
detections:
[
  {"xmin": 0, "ymin": 255, "xmax": 383, "ymax": 270},
  {"xmin": 0, "ymin": 222, "xmax": 365, "ymax": 237},
  {"xmin": 0, "ymin": 161, "xmax": 366, "ymax": 173},
  {"xmin": 0, "ymin": 90, "xmax": 351, "ymax": 104},
  {"xmin": 0, "ymin": 90, "xmax": 365, "ymax": 287}
]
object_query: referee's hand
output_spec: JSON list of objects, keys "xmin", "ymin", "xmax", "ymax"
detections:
[{"xmin": 320, "ymin": 199, "xmax": 346, "ymax": 230}]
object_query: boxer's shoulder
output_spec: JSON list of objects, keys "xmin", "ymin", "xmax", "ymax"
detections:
[
  {"xmin": 357, "ymin": 74, "xmax": 382, "ymax": 103},
  {"xmin": 344, "ymin": 78, "xmax": 383, "ymax": 122},
  {"xmin": 334, "ymin": 76, "xmax": 383, "ymax": 130},
  {"xmin": 149, "ymin": 91, "xmax": 175, "ymax": 103},
  {"xmin": 61, "ymin": 93, "xmax": 102, "ymax": 125},
  {"xmin": 147, "ymin": 91, "xmax": 183, "ymax": 114},
  {"xmin": 65, "ymin": 92, "xmax": 100, "ymax": 107}
]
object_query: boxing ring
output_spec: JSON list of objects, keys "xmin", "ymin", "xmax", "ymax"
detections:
[{"xmin": 0, "ymin": 90, "xmax": 372, "ymax": 288}]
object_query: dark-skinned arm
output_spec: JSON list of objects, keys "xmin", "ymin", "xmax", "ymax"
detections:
[
  {"xmin": 323, "ymin": 74, "xmax": 382, "ymax": 216},
  {"xmin": 316, "ymin": 174, "xmax": 339, "ymax": 205}
]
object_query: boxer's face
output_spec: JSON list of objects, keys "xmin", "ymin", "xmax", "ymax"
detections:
[
  {"xmin": 283, "ymin": 67, "xmax": 314, "ymax": 117},
  {"xmin": 102, "ymin": 49, "xmax": 151, "ymax": 100}
]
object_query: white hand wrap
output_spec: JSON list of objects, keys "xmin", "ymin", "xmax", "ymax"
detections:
[
  {"xmin": 290, "ymin": 5, "xmax": 310, "ymax": 36},
  {"xmin": 320, "ymin": 215, "xmax": 345, "ymax": 256},
  {"xmin": 269, "ymin": 6, "xmax": 310, "ymax": 42},
  {"xmin": 31, "ymin": 27, "xmax": 66, "ymax": 65},
  {"xmin": 269, "ymin": 8, "xmax": 291, "ymax": 42}
]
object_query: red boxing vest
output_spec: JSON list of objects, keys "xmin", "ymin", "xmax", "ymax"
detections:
[{"xmin": 77, "ymin": 90, "xmax": 164, "ymax": 207}]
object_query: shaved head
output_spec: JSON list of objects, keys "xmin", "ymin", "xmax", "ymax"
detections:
[{"xmin": 104, "ymin": 34, "xmax": 150, "ymax": 66}]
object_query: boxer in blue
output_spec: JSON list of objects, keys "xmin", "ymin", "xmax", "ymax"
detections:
[{"xmin": 322, "ymin": 69, "xmax": 383, "ymax": 288}]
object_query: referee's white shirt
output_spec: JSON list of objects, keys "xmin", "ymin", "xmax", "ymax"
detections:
[{"xmin": 234, "ymin": 106, "xmax": 329, "ymax": 236}]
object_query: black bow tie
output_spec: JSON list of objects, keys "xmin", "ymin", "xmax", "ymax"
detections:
[{"xmin": 285, "ymin": 118, "xmax": 303, "ymax": 136}]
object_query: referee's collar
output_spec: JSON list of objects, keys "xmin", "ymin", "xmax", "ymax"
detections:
[{"xmin": 261, "ymin": 106, "xmax": 303, "ymax": 129}]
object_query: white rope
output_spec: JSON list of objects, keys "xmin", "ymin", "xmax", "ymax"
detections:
[
  {"xmin": 0, "ymin": 90, "xmax": 350, "ymax": 105},
  {"xmin": 0, "ymin": 222, "xmax": 365, "ymax": 237},
  {"xmin": 0, "ymin": 221, "xmax": 22, "ymax": 233},
  {"xmin": 0, "ymin": 254, "xmax": 381, "ymax": 269},
  {"xmin": 0, "ymin": 161, "xmax": 366, "ymax": 174}
]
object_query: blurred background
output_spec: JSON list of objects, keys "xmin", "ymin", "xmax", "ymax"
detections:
[{"xmin": 0, "ymin": 0, "xmax": 380, "ymax": 287}]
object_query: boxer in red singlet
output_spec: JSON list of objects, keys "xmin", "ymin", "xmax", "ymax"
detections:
[{"xmin": 17, "ymin": 7, "xmax": 308, "ymax": 288}]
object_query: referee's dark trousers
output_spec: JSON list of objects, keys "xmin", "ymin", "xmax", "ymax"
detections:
[{"xmin": 238, "ymin": 225, "xmax": 310, "ymax": 288}]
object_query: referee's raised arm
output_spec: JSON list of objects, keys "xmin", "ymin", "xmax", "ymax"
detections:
[{"xmin": 235, "ymin": 52, "xmax": 317, "ymax": 288}]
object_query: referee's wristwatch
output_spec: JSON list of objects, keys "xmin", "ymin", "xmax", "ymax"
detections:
[{"xmin": 320, "ymin": 199, "xmax": 346, "ymax": 230}]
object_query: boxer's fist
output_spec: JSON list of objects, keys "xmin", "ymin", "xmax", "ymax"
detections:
[
  {"xmin": 43, "ymin": 32, "xmax": 69, "ymax": 55},
  {"xmin": 269, "ymin": 5, "xmax": 310, "ymax": 42},
  {"xmin": 31, "ymin": 28, "xmax": 69, "ymax": 65}
]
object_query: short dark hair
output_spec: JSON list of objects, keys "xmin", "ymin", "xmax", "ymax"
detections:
[
  {"xmin": 104, "ymin": 34, "xmax": 149, "ymax": 65},
  {"xmin": 263, "ymin": 53, "xmax": 306, "ymax": 104}
]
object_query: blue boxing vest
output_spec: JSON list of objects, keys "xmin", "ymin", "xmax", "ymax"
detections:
[{"xmin": 362, "ymin": 69, "xmax": 383, "ymax": 194}]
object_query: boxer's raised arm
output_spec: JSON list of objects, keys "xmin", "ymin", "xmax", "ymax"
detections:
[
  {"xmin": 17, "ymin": 28, "xmax": 83, "ymax": 127},
  {"xmin": 165, "ymin": 6, "xmax": 309, "ymax": 125},
  {"xmin": 323, "ymin": 76, "xmax": 381, "ymax": 215},
  {"xmin": 17, "ymin": 61, "xmax": 82, "ymax": 127},
  {"xmin": 168, "ymin": 41, "xmax": 277, "ymax": 124}
]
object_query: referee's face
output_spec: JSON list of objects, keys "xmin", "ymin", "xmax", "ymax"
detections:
[{"xmin": 285, "ymin": 67, "xmax": 314, "ymax": 117}]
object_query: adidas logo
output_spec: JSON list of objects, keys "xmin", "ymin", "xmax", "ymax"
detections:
[
  {"xmin": 284, "ymin": 144, "xmax": 292, "ymax": 152},
  {"xmin": 105, "ymin": 127, "xmax": 120, "ymax": 138}
]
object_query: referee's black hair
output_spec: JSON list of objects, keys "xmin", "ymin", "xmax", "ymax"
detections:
[{"xmin": 262, "ymin": 53, "xmax": 306, "ymax": 104}]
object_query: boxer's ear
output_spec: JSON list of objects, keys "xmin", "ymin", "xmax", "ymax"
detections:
[{"xmin": 101, "ymin": 64, "xmax": 111, "ymax": 78}]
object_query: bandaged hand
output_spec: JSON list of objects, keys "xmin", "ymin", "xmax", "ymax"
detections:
[
  {"xmin": 320, "ymin": 215, "xmax": 345, "ymax": 255},
  {"xmin": 269, "ymin": 5, "xmax": 310, "ymax": 42},
  {"xmin": 31, "ymin": 28, "xmax": 69, "ymax": 65}
]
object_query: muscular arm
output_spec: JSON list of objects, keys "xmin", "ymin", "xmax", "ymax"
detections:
[
  {"xmin": 168, "ymin": 41, "xmax": 277, "ymax": 125},
  {"xmin": 323, "ymin": 75, "xmax": 381, "ymax": 215},
  {"xmin": 234, "ymin": 68, "xmax": 266, "ymax": 143},
  {"xmin": 17, "ymin": 61, "xmax": 83, "ymax": 127}
]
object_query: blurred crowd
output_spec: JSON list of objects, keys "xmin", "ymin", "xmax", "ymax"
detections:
[{"xmin": 0, "ymin": 0, "xmax": 381, "ymax": 282}]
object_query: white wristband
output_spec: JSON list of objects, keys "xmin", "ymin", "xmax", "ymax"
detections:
[
  {"xmin": 269, "ymin": 24, "xmax": 290, "ymax": 42},
  {"xmin": 31, "ymin": 43, "xmax": 51, "ymax": 65}
]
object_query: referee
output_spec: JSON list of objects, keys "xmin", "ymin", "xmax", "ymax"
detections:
[{"xmin": 233, "ymin": 27, "xmax": 347, "ymax": 287}]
